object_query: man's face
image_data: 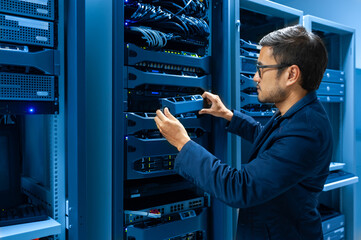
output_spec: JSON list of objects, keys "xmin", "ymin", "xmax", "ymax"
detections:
[{"xmin": 253, "ymin": 46, "xmax": 287, "ymax": 104}]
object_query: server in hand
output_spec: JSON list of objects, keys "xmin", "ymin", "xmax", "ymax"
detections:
[{"xmin": 154, "ymin": 25, "xmax": 333, "ymax": 240}]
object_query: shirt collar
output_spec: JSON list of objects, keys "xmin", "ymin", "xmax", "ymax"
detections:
[{"xmin": 280, "ymin": 91, "xmax": 318, "ymax": 119}]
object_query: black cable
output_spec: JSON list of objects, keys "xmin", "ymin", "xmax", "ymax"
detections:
[
  {"xmin": 173, "ymin": 0, "xmax": 193, "ymax": 16},
  {"xmin": 126, "ymin": 2, "xmax": 209, "ymax": 38}
]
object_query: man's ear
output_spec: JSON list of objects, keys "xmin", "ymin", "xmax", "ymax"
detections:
[{"xmin": 286, "ymin": 65, "xmax": 301, "ymax": 86}]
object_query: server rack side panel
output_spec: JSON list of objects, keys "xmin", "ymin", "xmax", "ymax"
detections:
[
  {"xmin": 113, "ymin": 0, "xmax": 125, "ymax": 238},
  {"xmin": 340, "ymin": 28, "xmax": 356, "ymax": 240},
  {"xmin": 210, "ymin": 0, "xmax": 241, "ymax": 239},
  {"xmin": 66, "ymin": 0, "xmax": 88, "ymax": 239},
  {"xmin": 84, "ymin": 0, "xmax": 113, "ymax": 239}
]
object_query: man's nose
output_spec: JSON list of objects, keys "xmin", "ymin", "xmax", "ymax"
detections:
[{"xmin": 253, "ymin": 72, "xmax": 260, "ymax": 83}]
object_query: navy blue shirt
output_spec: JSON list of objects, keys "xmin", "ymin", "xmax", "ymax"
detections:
[{"xmin": 175, "ymin": 91, "xmax": 333, "ymax": 239}]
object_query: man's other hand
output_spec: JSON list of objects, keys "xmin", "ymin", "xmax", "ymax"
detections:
[
  {"xmin": 154, "ymin": 107, "xmax": 191, "ymax": 151},
  {"xmin": 199, "ymin": 92, "xmax": 233, "ymax": 121}
]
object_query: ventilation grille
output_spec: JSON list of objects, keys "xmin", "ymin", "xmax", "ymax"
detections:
[
  {"xmin": 0, "ymin": 0, "xmax": 54, "ymax": 20},
  {"xmin": 0, "ymin": 14, "xmax": 54, "ymax": 47},
  {"xmin": 0, "ymin": 72, "xmax": 55, "ymax": 101}
]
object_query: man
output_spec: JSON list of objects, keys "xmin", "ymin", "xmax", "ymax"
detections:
[{"xmin": 154, "ymin": 25, "xmax": 332, "ymax": 239}]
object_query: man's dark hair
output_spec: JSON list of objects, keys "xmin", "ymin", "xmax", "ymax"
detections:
[{"xmin": 259, "ymin": 25, "xmax": 328, "ymax": 92}]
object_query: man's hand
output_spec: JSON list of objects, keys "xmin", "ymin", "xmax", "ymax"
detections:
[
  {"xmin": 154, "ymin": 107, "xmax": 191, "ymax": 151},
  {"xmin": 199, "ymin": 92, "xmax": 233, "ymax": 121}
]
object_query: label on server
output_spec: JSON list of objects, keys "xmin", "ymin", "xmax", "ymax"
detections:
[{"xmin": 5, "ymin": 15, "xmax": 49, "ymax": 30}]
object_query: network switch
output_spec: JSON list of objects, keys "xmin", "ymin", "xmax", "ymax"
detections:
[
  {"xmin": 126, "ymin": 44, "xmax": 210, "ymax": 74},
  {"xmin": 126, "ymin": 207, "xmax": 208, "ymax": 240},
  {"xmin": 125, "ymin": 196, "xmax": 206, "ymax": 224},
  {"xmin": 125, "ymin": 66, "xmax": 211, "ymax": 90}
]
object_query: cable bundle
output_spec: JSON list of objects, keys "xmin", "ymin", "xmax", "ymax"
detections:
[
  {"xmin": 178, "ymin": 14, "xmax": 209, "ymax": 38},
  {"xmin": 125, "ymin": 2, "xmax": 210, "ymax": 39},
  {"xmin": 128, "ymin": 26, "xmax": 175, "ymax": 48}
]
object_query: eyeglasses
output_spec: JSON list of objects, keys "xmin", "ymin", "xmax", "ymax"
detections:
[{"xmin": 256, "ymin": 64, "xmax": 292, "ymax": 78}]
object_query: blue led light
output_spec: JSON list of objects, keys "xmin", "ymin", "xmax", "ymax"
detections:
[
  {"xmin": 151, "ymin": 92, "xmax": 159, "ymax": 95},
  {"xmin": 125, "ymin": 136, "xmax": 128, "ymax": 141},
  {"xmin": 28, "ymin": 108, "xmax": 35, "ymax": 113},
  {"xmin": 125, "ymin": 22, "xmax": 128, "ymax": 26}
]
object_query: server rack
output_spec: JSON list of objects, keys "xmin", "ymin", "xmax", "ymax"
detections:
[
  {"xmin": 303, "ymin": 15, "xmax": 358, "ymax": 240},
  {"xmin": 231, "ymin": 2, "xmax": 358, "ymax": 240},
  {"xmin": 236, "ymin": 0, "xmax": 303, "ymax": 165},
  {"xmin": 0, "ymin": 0, "xmax": 65, "ymax": 239},
  {"xmin": 113, "ymin": 0, "xmax": 227, "ymax": 239}
]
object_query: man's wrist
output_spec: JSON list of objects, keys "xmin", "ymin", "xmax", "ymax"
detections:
[
  {"xmin": 177, "ymin": 138, "xmax": 191, "ymax": 151},
  {"xmin": 223, "ymin": 109, "xmax": 233, "ymax": 122}
]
